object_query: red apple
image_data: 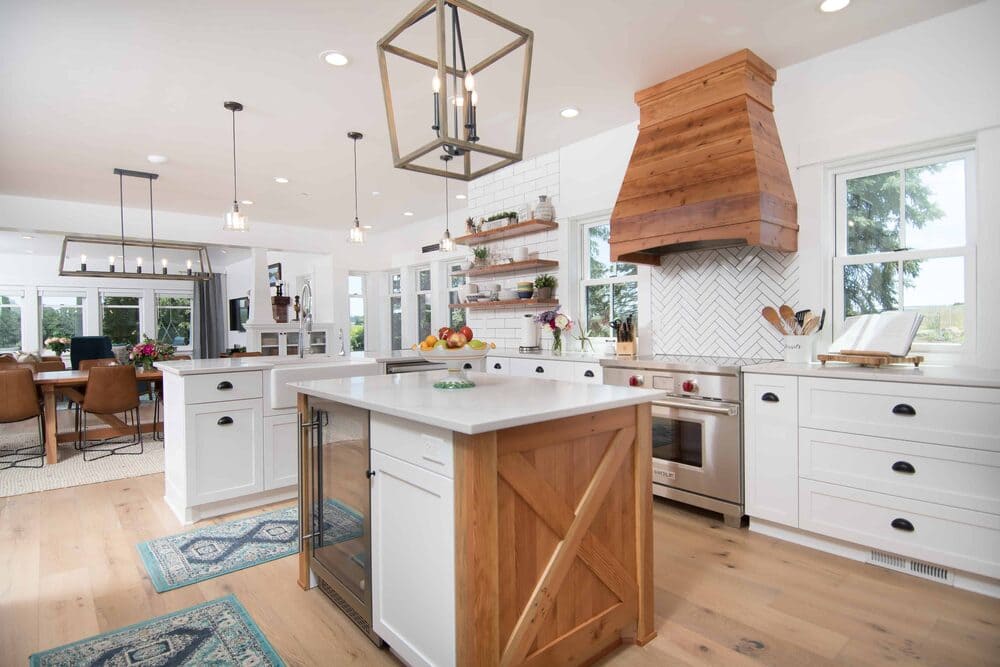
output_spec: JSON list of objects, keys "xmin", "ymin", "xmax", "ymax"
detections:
[
  {"xmin": 447, "ymin": 332, "xmax": 468, "ymax": 349},
  {"xmin": 459, "ymin": 325, "xmax": 474, "ymax": 341},
  {"xmin": 438, "ymin": 327, "xmax": 453, "ymax": 340}
]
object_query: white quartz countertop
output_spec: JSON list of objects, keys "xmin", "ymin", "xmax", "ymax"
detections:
[
  {"xmin": 744, "ymin": 361, "xmax": 1000, "ymax": 389},
  {"xmin": 487, "ymin": 348, "xmax": 614, "ymax": 363},
  {"xmin": 290, "ymin": 371, "xmax": 665, "ymax": 434},
  {"xmin": 155, "ymin": 356, "xmax": 379, "ymax": 376}
]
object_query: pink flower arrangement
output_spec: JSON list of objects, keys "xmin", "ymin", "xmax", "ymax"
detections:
[
  {"xmin": 127, "ymin": 336, "xmax": 175, "ymax": 369},
  {"xmin": 534, "ymin": 307, "xmax": 572, "ymax": 354}
]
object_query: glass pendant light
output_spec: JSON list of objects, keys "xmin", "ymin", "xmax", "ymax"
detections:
[
  {"xmin": 223, "ymin": 101, "xmax": 248, "ymax": 232},
  {"xmin": 439, "ymin": 154, "xmax": 455, "ymax": 252},
  {"xmin": 347, "ymin": 131, "xmax": 366, "ymax": 244}
]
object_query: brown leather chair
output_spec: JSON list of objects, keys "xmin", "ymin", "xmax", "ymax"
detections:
[
  {"xmin": 34, "ymin": 359, "xmax": 66, "ymax": 372},
  {"xmin": 0, "ymin": 368, "xmax": 44, "ymax": 469},
  {"xmin": 229, "ymin": 351, "xmax": 262, "ymax": 358},
  {"xmin": 79, "ymin": 358, "xmax": 118, "ymax": 371},
  {"xmin": 0, "ymin": 354, "xmax": 17, "ymax": 366},
  {"xmin": 78, "ymin": 365, "xmax": 143, "ymax": 461}
]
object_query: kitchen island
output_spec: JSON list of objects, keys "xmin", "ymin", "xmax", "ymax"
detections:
[{"xmin": 293, "ymin": 371, "xmax": 664, "ymax": 667}]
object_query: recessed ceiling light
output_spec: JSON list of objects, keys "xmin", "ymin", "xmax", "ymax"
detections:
[
  {"xmin": 403, "ymin": 211, "xmax": 414, "ymax": 217},
  {"xmin": 560, "ymin": 107, "xmax": 580, "ymax": 119},
  {"xmin": 455, "ymin": 194, "xmax": 467, "ymax": 200},
  {"xmin": 274, "ymin": 177, "xmax": 289, "ymax": 184},
  {"xmin": 320, "ymin": 51, "xmax": 350, "ymax": 66},
  {"xmin": 371, "ymin": 191, "xmax": 380, "ymax": 196},
  {"xmin": 21, "ymin": 235, "xmax": 33, "ymax": 240},
  {"xmin": 240, "ymin": 199, "xmax": 254, "ymax": 205},
  {"xmin": 147, "ymin": 154, "xmax": 168, "ymax": 164},
  {"xmin": 819, "ymin": 0, "xmax": 849, "ymax": 12}
]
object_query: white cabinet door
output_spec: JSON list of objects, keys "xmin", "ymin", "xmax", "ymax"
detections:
[
  {"xmin": 186, "ymin": 399, "xmax": 264, "ymax": 505},
  {"xmin": 263, "ymin": 413, "xmax": 298, "ymax": 490},
  {"xmin": 743, "ymin": 373, "xmax": 799, "ymax": 527},
  {"xmin": 371, "ymin": 450, "xmax": 455, "ymax": 667}
]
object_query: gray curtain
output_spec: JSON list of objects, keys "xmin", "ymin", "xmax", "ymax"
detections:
[{"xmin": 192, "ymin": 273, "xmax": 226, "ymax": 359}]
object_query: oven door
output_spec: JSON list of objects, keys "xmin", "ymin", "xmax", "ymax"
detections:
[{"xmin": 651, "ymin": 397, "xmax": 741, "ymax": 503}]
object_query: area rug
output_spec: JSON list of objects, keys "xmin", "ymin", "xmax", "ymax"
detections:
[
  {"xmin": 0, "ymin": 431, "xmax": 164, "ymax": 498},
  {"xmin": 138, "ymin": 500, "xmax": 364, "ymax": 592},
  {"xmin": 29, "ymin": 594, "xmax": 283, "ymax": 666}
]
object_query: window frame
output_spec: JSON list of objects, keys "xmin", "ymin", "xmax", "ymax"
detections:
[
  {"xmin": 348, "ymin": 272, "xmax": 366, "ymax": 352},
  {"xmin": 99, "ymin": 290, "xmax": 144, "ymax": 347},
  {"xmin": 579, "ymin": 219, "xmax": 638, "ymax": 341},
  {"xmin": 832, "ymin": 146, "xmax": 976, "ymax": 356},
  {"xmin": 37, "ymin": 289, "xmax": 87, "ymax": 352},
  {"xmin": 447, "ymin": 261, "xmax": 467, "ymax": 331},
  {"xmin": 0, "ymin": 289, "xmax": 24, "ymax": 353},
  {"xmin": 414, "ymin": 265, "xmax": 433, "ymax": 341},
  {"xmin": 154, "ymin": 291, "xmax": 193, "ymax": 351},
  {"xmin": 388, "ymin": 270, "xmax": 402, "ymax": 351}
]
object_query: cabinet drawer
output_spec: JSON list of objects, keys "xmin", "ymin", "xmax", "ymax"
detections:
[
  {"xmin": 509, "ymin": 357, "xmax": 567, "ymax": 380},
  {"xmin": 487, "ymin": 357, "xmax": 510, "ymax": 375},
  {"xmin": 568, "ymin": 362, "xmax": 602, "ymax": 384},
  {"xmin": 799, "ymin": 378, "xmax": 1000, "ymax": 451},
  {"xmin": 799, "ymin": 479, "xmax": 1000, "ymax": 579},
  {"xmin": 371, "ymin": 413, "xmax": 454, "ymax": 479},
  {"xmin": 185, "ymin": 371, "xmax": 263, "ymax": 404},
  {"xmin": 799, "ymin": 428, "xmax": 1000, "ymax": 515}
]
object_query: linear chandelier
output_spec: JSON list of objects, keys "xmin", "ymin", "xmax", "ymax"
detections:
[
  {"xmin": 377, "ymin": 0, "xmax": 533, "ymax": 181},
  {"xmin": 58, "ymin": 168, "xmax": 213, "ymax": 281}
]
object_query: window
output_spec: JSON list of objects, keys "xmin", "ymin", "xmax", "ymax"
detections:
[
  {"xmin": 834, "ymin": 149, "xmax": 973, "ymax": 349},
  {"xmin": 0, "ymin": 293, "xmax": 22, "ymax": 352},
  {"xmin": 448, "ymin": 262, "xmax": 467, "ymax": 331},
  {"xmin": 40, "ymin": 293, "xmax": 85, "ymax": 349},
  {"xmin": 389, "ymin": 271, "xmax": 402, "ymax": 351},
  {"xmin": 156, "ymin": 294, "xmax": 192, "ymax": 347},
  {"xmin": 349, "ymin": 274, "xmax": 365, "ymax": 352},
  {"xmin": 415, "ymin": 266, "xmax": 432, "ymax": 341},
  {"xmin": 580, "ymin": 222, "xmax": 638, "ymax": 337},
  {"xmin": 101, "ymin": 293, "xmax": 141, "ymax": 346}
]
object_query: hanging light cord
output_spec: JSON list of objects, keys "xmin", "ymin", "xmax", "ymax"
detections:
[
  {"xmin": 231, "ymin": 108, "xmax": 238, "ymax": 206},
  {"xmin": 444, "ymin": 160, "xmax": 449, "ymax": 234},
  {"xmin": 119, "ymin": 172, "xmax": 126, "ymax": 264},
  {"xmin": 149, "ymin": 177, "xmax": 155, "ymax": 267},
  {"xmin": 353, "ymin": 136, "xmax": 359, "ymax": 225}
]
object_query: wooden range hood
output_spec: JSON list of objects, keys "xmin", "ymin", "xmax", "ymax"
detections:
[{"xmin": 611, "ymin": 49, "xmax": 797, "ymax": 264}]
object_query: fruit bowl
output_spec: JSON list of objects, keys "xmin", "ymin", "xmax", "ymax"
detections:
[{"xmin": 412, "ymin": 342, "xmax": 495, "ymax": 389}]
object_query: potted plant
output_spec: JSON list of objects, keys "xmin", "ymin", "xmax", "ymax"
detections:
[
  {"xmin": 473, "ymin": 246, "xmax": 490, "ymax": 267},
  {"xmin": 483, "ymin": 211, "xmax": 518, "ymax": 229},
  {"xmin": 534, "ymin": 273, "xmax": 557, "ymax": 300},
  {"xmin": 465, "ymin": 216, "xmax": 477, "ymax": 234}
]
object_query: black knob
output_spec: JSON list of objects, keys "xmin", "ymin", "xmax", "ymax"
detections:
[
  {"xmin": 365, "ymin": 469, "xmax": 376, "ymax": 479},
  {"xmin": 217, "ymin": 381, "xmax": 234, "ymax": 390},
  {"xmin": 891, "ymin": 461, "xmax": 916, "ymax": 474},
  {"xmin": 217, "ymin": 416, "xmax": 234, "ymax": 426},
  {"xmin": 463, "ymin": 363, "xmax": 472, "ymax": 370},
  {"xmin": 892, "ymin": 403, "xmax": 916, "ymax": 416},
  {"xmin": 761, "ymin": 392, "xmax": 779, "ymax": 403},
  {"xmin": 584, "ymin": 370, "xmax": 595, "ymax": 377},
  {"xmin": 535, "ymin": 366, "xmax": 544, "ymax": 373},
  {"xmin": 891, "ymin": 518, "xmax": 915, "ymax": 532},
  {"xmin": 493, "ymin": 363, "xmax": 502, "ymax": 370}
]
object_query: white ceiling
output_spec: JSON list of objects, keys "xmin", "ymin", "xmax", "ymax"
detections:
[{"xmin": 0, "ymin": 0, "xmax": 978, "ymax": 235}]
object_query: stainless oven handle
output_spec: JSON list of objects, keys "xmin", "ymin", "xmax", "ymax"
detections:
[{"xmin": 653, "ymin": 398, "xmax": 739, "ymax": 416}]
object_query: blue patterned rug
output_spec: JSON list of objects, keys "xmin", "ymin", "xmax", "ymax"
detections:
[
  {"xmin": 138, "ymin": 501, "xmax": 363, "ymax": 593},
  {"xmin": 30, "ymin": 595, "xmax": 283, "ymax": 666}
]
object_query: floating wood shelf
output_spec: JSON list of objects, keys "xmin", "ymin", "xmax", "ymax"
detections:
[
  {"xmin": 455, "ymin": 219, "xmax": 558, "ymax": 245},
  {"xmin": 451, "ymin": 259, "xmax": 559, "ymax": 278},
  {"xmin": 449, "ymin": 298, "xmax": 559, "ymax": 310}
]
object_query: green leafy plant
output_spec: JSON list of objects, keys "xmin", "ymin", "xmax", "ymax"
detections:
[
  {"xmin": 484, "ymin": 211, "xmax": 518, "ymax": 223},
  {"xmin": 473, "ymin": 246, "xmax": 490, "ymax": 260},
  {"xmin": 534, "ymin": 273, "xmax": 557, "ymax": 289}
]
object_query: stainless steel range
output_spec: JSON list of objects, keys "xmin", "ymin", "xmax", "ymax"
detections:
[{"xmin": 603, "ymin": 355, "xmax": 771, "ymax": 527}]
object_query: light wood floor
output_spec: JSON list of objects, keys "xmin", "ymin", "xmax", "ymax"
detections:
[{"xmin": 1, "ymin": 474, "xmax": 997, "ymax": 666}]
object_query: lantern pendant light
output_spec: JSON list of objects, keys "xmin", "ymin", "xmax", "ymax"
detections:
[
  {"xmin": 223, "ymin": 101, "xmax": 248, "ymax": 232},
  {"xmin": 439, "ymin": 154, "xmax": 455, "ymax": 252},
  {"xmin": 347, "ymin": 131, "xmax": 366, "ymax": 244}
]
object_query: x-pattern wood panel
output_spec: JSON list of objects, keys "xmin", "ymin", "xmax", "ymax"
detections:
[{"xmin": 498, "ymin": 426, "xmax": 636, "ymax": 666}]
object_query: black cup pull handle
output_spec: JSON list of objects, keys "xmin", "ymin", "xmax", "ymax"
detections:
[
  {"xmin": 584, "ymin": 370, "xmax": 595, "ymax": 377},
  {"xmin": 535, "ymin": 366, "xmax": 544, "ymax": 373},
  {"xmin": 217, "ymin": 381, "xmax": 234, "ymax": 390},
  {"xmin": 217, "ymin": 416, "xmax": 234, "ymax": 426},
  {"xmin": 891, "ymin": 518, "xmax": 914, "ymax": 532},
  {"xmin": 493, "ymin": 363, "xmax": 502, "ymax": 370},
  {"xmin": 761, "ymin": 392, "xmax": 779, "ymax": 403},
  {"xmin": 463, "ymin": 363, "xmax": 472, "ymax": 370},
  {"xmin": 891, "ymin": 461, "xmax": 916, "ymax": 474},
  {"xmin": 892, "ymin": 403, "xmax": 916, "ymax": 416}
]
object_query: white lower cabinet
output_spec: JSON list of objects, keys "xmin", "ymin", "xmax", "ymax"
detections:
[
  {"xmin": 370, "ymin": 448, "xmax": 455, "ymax": 667},
  {"xmin": 743, "ymin": 373, "xmax": 799, "ymax": 526},
  {"xmin": 263, "ymin": 413, "xmax": 299, "ymax": 490},
  {"xmin": 186, "ymin": 399, "xmax": 264, "ymax": 506}
]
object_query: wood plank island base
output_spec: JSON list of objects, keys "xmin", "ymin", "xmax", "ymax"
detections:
[{"xmin": 292, "ymin": 371, "xmax": 664, "ymax": 667}]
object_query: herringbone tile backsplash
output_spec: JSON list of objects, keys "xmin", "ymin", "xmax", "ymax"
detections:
[{"xmin": 650, "ymin": 247, "xmax": 799, "ymax": 359}]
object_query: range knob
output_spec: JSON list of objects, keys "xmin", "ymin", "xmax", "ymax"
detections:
[
  {"xmin": 681, "ymin": 379, "xmax": 698, "ymax": 393},
  {"xmin": 628, "ymin": 375, "xmax": 644, "ymax": 387}
]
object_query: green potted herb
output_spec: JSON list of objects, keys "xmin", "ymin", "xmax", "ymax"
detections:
[
  {"xmin": 473, "ymin": 246, "xmax": 490, "ymax": 267},
  {"xmin": 534, "ymin": 273, "xmax": 557, "ymax": 300}
]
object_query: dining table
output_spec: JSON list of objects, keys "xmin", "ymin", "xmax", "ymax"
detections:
[{"xmin": 33, "ymin": 368, "xmax": 163, "ymax": 464}]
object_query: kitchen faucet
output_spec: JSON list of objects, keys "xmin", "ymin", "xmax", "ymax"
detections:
[{"xmin": 298, "ymin": 280, "xmax": 313, "ymax": 359}]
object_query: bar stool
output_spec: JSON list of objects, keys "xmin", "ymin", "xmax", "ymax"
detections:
[
  {"xmin": 0, "ymin": 368, "xmax": 45, "ymax": 470},
  {"xmin": 78, "ymin": 365, "xmax": 143, "ymax": 462}
]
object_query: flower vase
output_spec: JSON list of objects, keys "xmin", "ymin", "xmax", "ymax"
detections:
[{"xmin": 551, "ymin": 329, "xmax": 562, "ymax": 355}]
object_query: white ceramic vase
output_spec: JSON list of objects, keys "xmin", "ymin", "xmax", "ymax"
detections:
[{"xmin": 535, "ymin": 195, "xmax": 555, "ymax": 221}]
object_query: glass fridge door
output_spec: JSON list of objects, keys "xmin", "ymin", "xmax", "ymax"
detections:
[{"xmin": 310, "ymin": 398, "xmax": 371, "ymax": 613}]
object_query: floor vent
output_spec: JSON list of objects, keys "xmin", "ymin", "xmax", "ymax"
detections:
[
  {"xmin": 867, "ymin": 549, "xmax": 953, "ymax": 584},
  {"xmin": 317, "ymin": 579, "xmax": 385, "ymax": 647}
]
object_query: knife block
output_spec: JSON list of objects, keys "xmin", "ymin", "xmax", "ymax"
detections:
[{"xmin": 615, "ymin": 340, "xmax": 636, "ymax": 357}]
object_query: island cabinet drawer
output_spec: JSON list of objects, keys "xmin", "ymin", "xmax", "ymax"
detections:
[
  {"xmin": 487, "ymin": 357, "xmax": 511, "ymax": 375},
  {"xmin": 798, "ymin": 378, "xmax": 1000, "ymax": 451},
  {"xmin": 569, "ymin": 362, "xmax": 603, "ymax": 384},
  {"xmin": 509, "ymin": 357, "xmax": 569, "ymax": 381},
  {"xmin": 799, "ymin": 479, "xmax": 1000, "ymax": 580},
  {"xmin": 370, "ymin": 413, "xmax": 454, "ymax": 479},
  {"xmin": 799, "ymin": 428, "xmax": 1000, "ymax": 515},
  {"xmin": 184, "ymin": 371, "xmax": 263, "ymax": 405}
]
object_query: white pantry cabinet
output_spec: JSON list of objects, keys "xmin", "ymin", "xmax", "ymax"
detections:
[{"xmin": 743, "ymin": 373, "xmax": 799, "ymax": 526}]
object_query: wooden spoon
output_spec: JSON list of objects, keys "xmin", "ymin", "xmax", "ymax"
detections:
[
  {"xmin": 762, "ymin": 306, "xmax": 787, "ymax": 335},
  {"xmin": 801, "ymin": 315, "xmax": 821, "ymax": 335},
  {"xmin": 779, "ymin": 305, "xmax": 799, "ymax": 334}
]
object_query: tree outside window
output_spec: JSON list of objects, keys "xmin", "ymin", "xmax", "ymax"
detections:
[
  {"xmin": 389, "ymin": 272, "xmax": 402, "ymax": 351},
  {"xmin": 415, "ymin": 267, "xmax": 432, "ymax": 340},
  {"xmin": 349, "ymin": 274, "xmax": 365, "ymax": 352},
  {"xmin": 101, "ymin": 294, "xmax": 141, "ymax": 346},
  {"xmin": 0, "ymin": 295, "xmax": 22, "ymax": 351},
  {"xmin": 156, "ymin": 295, "xmax": 191, "ymax": 347},
  {"xmin": 448, "ymin": 263, "xmax": 467, "ymax": 331},
  {"xmin": 581, "ymin": 222, "xmax": 637, "ymax": 337}
]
